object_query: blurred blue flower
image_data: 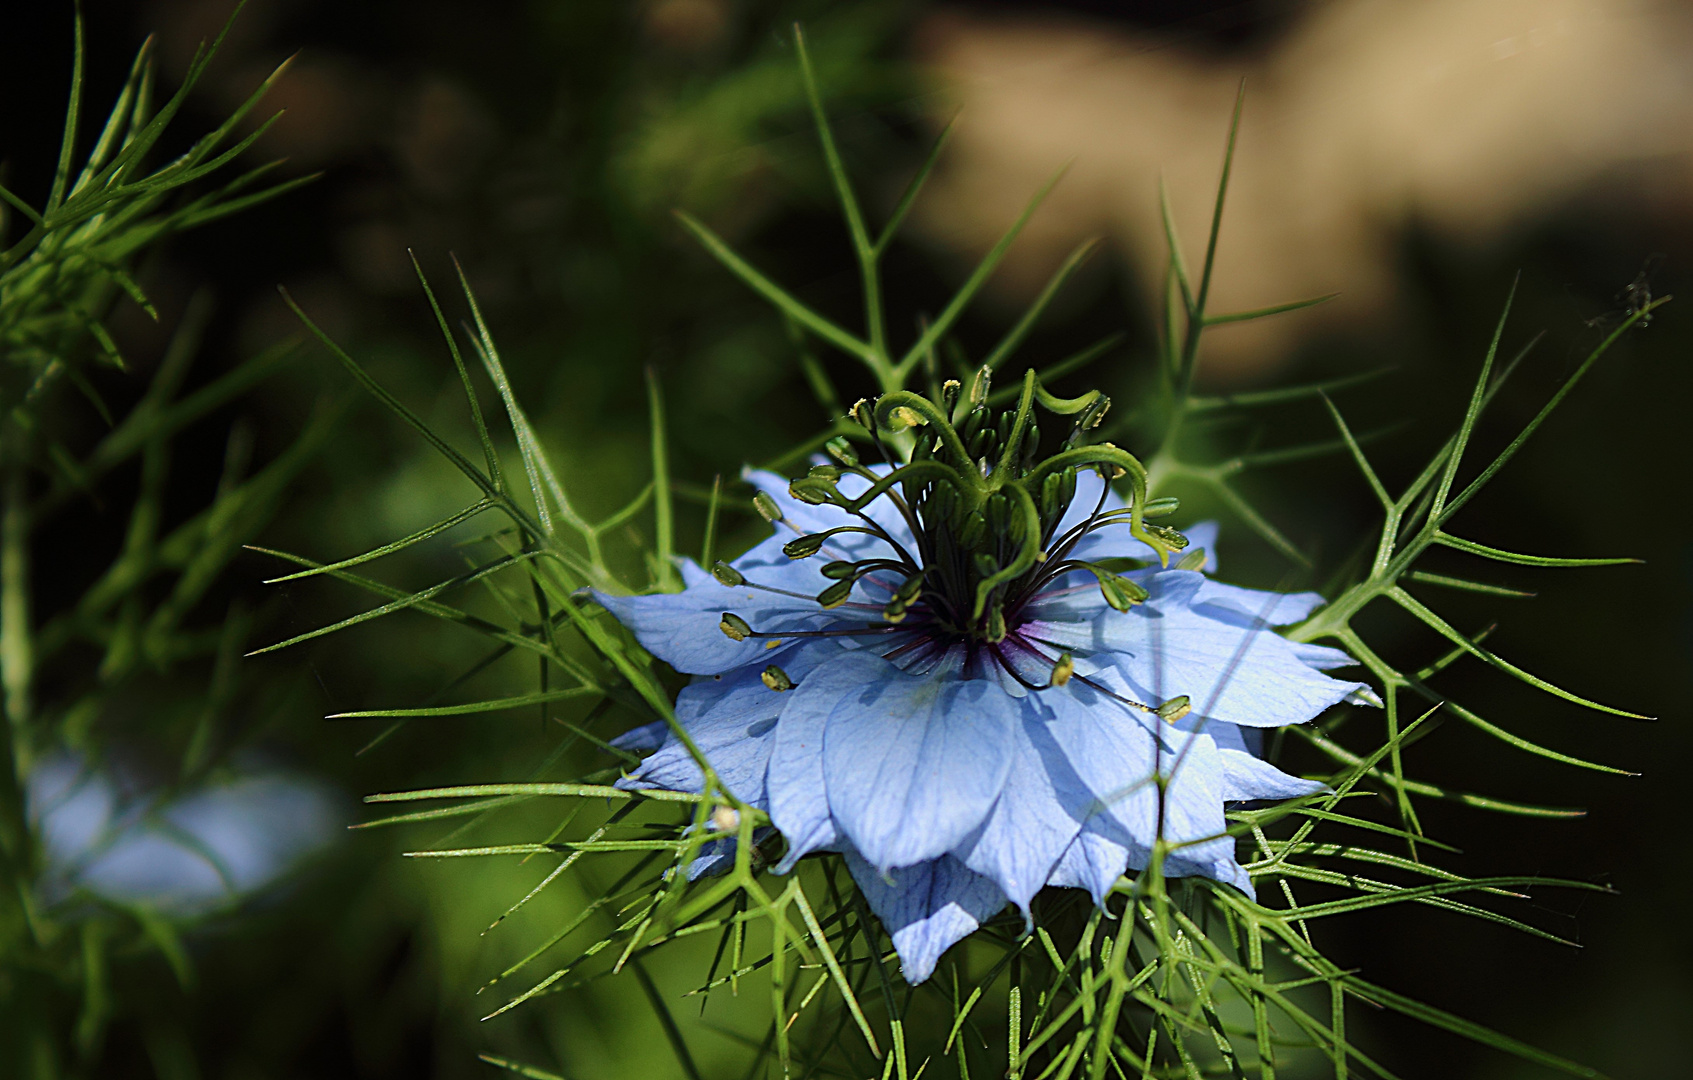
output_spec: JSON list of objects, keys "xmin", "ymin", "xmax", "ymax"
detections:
[
  {"xmin": 28, "ymin": 756, "xmax": 342, "ymax": 915},
  {"xmin": 600, "ymin": 455, "xmax": 1363, "ymax": 983}
]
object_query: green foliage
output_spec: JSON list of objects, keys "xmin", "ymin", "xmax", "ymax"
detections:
[
  {"xmin": 0, "ymin": 7, "xmax": 312, "ymax": 1074},
  {"xmin": 263, "ymin": 33, "xmax": 1656, "ymax": 1080}
]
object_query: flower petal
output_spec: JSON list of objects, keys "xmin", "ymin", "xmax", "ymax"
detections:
[
  {"xmin": 617, "ymin": 642, "xmax": 843, "ymax": 805},
  {"xmin": 1042, "ymin": 680, "xmax": 1250, "ymax": 896},
  {"xmin": 951, "ymin": 703, "xmax": 1087, "ymax": 917},
  {"xmin": 1216, "ymin": 748, "xmax": 1326, "ymax": 802},
  {"xmin": 593, "ymin": 533, "xmax": 873, "ymax": 676},
  {"xmin": 843, "ymin": 846, "xmax": 1006, "ymax": 984},
  {"xmin": 1029, "ymin": 570, "xmax": 1363, "ymax": 728},
  {"xmin": 819, "ymin": 654, "xmax": 1018, "ymax": 871}
]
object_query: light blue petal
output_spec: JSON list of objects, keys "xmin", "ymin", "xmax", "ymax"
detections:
[
  {"xmin": 77, "ymin": 773, "xmax": 340, "ymax": 914},
  {"xmin": 617, "ymin": 642, "xmax": 843, "ymax": 805},
  {"xmin": 1027, "ymin": 570, "xmax": 1364, "ymax": 728},
  {"xmin": 951, "ymin": 703, "xmax": 1087, "ymax": 916},
  {"xmin": 1192, "ymin": 578, "xmax": 1326, "ymax": 628},
  {"xmin": 765, "ymin": 654, "xmax": 867, "ymax": 871},
  {"xmin": 819, "ymin": 654, "xmax": 1018, "ymax": 871},
  {"xmin": 1216, "ymin": 748, "xmax": 1326, "ymax": 801},
  {"xmin": 1048, "ymin": 827, "xmax": 1133, "ymax": 905},
  {"xmin": 1041, "ymin": 680, "xmax": 1249, "ymax": 896},
  {"xmin": 843, "ymin": 846, "xmax": 1006, "ymax": 984},
  {"xmin": 1289, "ymin": 641, "xmax": 1358, "ymax": 671},
  {"xmin": 611, "ymin": 721, "xmax": 669, "ymax": 754}
]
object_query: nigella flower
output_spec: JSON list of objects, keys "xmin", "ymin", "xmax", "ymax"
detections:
[{"xmin": 598, "ymin": 372, "xmax": 1365, "ymax": 983}]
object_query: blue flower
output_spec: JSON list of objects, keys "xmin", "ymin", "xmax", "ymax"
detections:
[{"xmin": 597, "ymin": 381, "xmax": 1364, "ymax": 983}]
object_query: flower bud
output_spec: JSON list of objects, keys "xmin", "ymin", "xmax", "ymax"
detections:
[
  {"xmin": 719, "ymin": 612, "xmax": 752, "ymax": 641},
  {"xmin": 761, "ymin": 665, "xmax": 794, "ymax": 692},
  {"xmin": 753, "ymin": 491, "xmax": 782, "ymax": 523},
  {"xmin": 1156, "ymin": 695, "xmax": 1192, "ymax": 723},
  {"xmin": 711, "ymin": 561, "xmax": 745, "ymax": 586}
]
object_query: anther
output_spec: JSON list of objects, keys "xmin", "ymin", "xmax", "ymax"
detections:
[
  {"xmin": 826, "ymin": 436, "xmax": 860, "ymax": 467},
  {"xmin": 816, "ymin": 580, "xmax": 853, "ymax": 609},
  {"xmin": 1050, "ymin": 652, "xmax": 1074, "ymax": 687},
  {"xmin": 1176, "ymin": 547, "xmax": 1208, "ymax": 572},
  {"xmin": 968, "ymin": 365, "xmax": 991, "ymax": 408},
  {"xmin": 761, "ymin": 665, "xmax": 794, "ymax": 692},
  {"xmin": 711, "ymin": 561, "xmax": 745, "ymax": 587},
  {"xmin": 1094, "ymin": 571, "xmax": 1150, "ymax": 613},
  {"xmin": 711, "ymin": 806, "xmax": 741, "ymax": 831},
  {"xmin": 788, "ymin": 478, "xmax": 834, "ymax": 505},
  {"xmin": 753, "ymin": 491, "xmax": 782, "ymax": 523},
  {"xmin": 1156, "ymin": 696, "xmax": 1192, "ymax": 723},
  {"xmin": 782, "ymin": 534, "xmax": 827, "ymax": 558},
  {"xmin": 888, "ymin": 405, "xmax": 926, "ymax": 430},
  {"xmin": 821, "ymin": 560, "xmax": 856, "ymax": 579},
  {"xmin": 720, "ymin": 612, "xmax": 752, "ymax": 641}
]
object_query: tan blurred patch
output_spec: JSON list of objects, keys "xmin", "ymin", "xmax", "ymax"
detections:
[{"xmin": 914, "ymin": 0, "xmax": 1693, "ymax": 383}]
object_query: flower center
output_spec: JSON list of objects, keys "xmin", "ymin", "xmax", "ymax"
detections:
[{"xmin": 735, "ymin": 367, "xmax": 1190, "ymax": 649}]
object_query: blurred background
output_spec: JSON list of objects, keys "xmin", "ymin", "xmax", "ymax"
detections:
[{"xmin": 2, "ymin": 0, "xmax": 1689, "ymax": 1076}]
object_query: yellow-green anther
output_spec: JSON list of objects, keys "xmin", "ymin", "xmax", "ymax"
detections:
[
  {"xmin": 1050, "ymin": 652, "xmax": 1074, "ymax": 687},
  {"xmin": 1143, "ymin": 496, "xmax": 1180, "ymax": 518},
  {"xmin": 761, "ymin": 665, "xmax": 794, "ymax": 692},
  {"xmin": 941, "ymin": 379, "xmax": 962, "ymax": 414},
  {"xmin": 851, "ymin": 398, "xmax": 874, "ymax": 430},
  {"xmin": 888, "ymin": 405, "xmax": 926, "ymax": 430},
  {"xmin": 782, "ymin": 534, "xmax": 827, "ymax": 558},
  {"xmin": 822, "ymin": 560, "xmax": 856, "ymax": 579},
  {"xmin": 882, "ymin": 599, "xmax": 907, "ymax": 623},
  {"xmin": 711, "ymin": 561, "xmax": 744, "ymax": 586},
  {"xmin": 1156, "ymin": 695, "xmax": 1192, "ymax": 723},
  {"xmin": 720, "ymin": 612, "xmax": 752, "ymax": 640},
  {"xmin": 1096, "ymin": 572, "xmax": 1149, "ymax": 612},
  {"xmin": 826, "ymin": 436, "xmax": 859, "ymax": 467},
  {"xmin": 753, "ymin": 491, "xmax": 781, "ymax": 523},
  {"xmin": 788, "ymin": 478, "xmax": 834, "ymax": 505},
  {"xmin": 897, "ymin": 573, "xmax": 924, "ymax": 602},
  {"xmin": 817, "ymin": 580, "xmax": 853, "ymax": 608},
  {"xmin": 969, "ymin": 364, "xmax": 991, "ymax": 407},
  {"xmin": 1145, "ymin": 523, "xmax": 1190, "ymax": 551},
  {"xmin": 808, "ymin": 464, "xmax": 841, "ymax": 481},
  {"xmin": 1176, "ymin": 547, "xmax": 1208, "ymax": 572}
]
